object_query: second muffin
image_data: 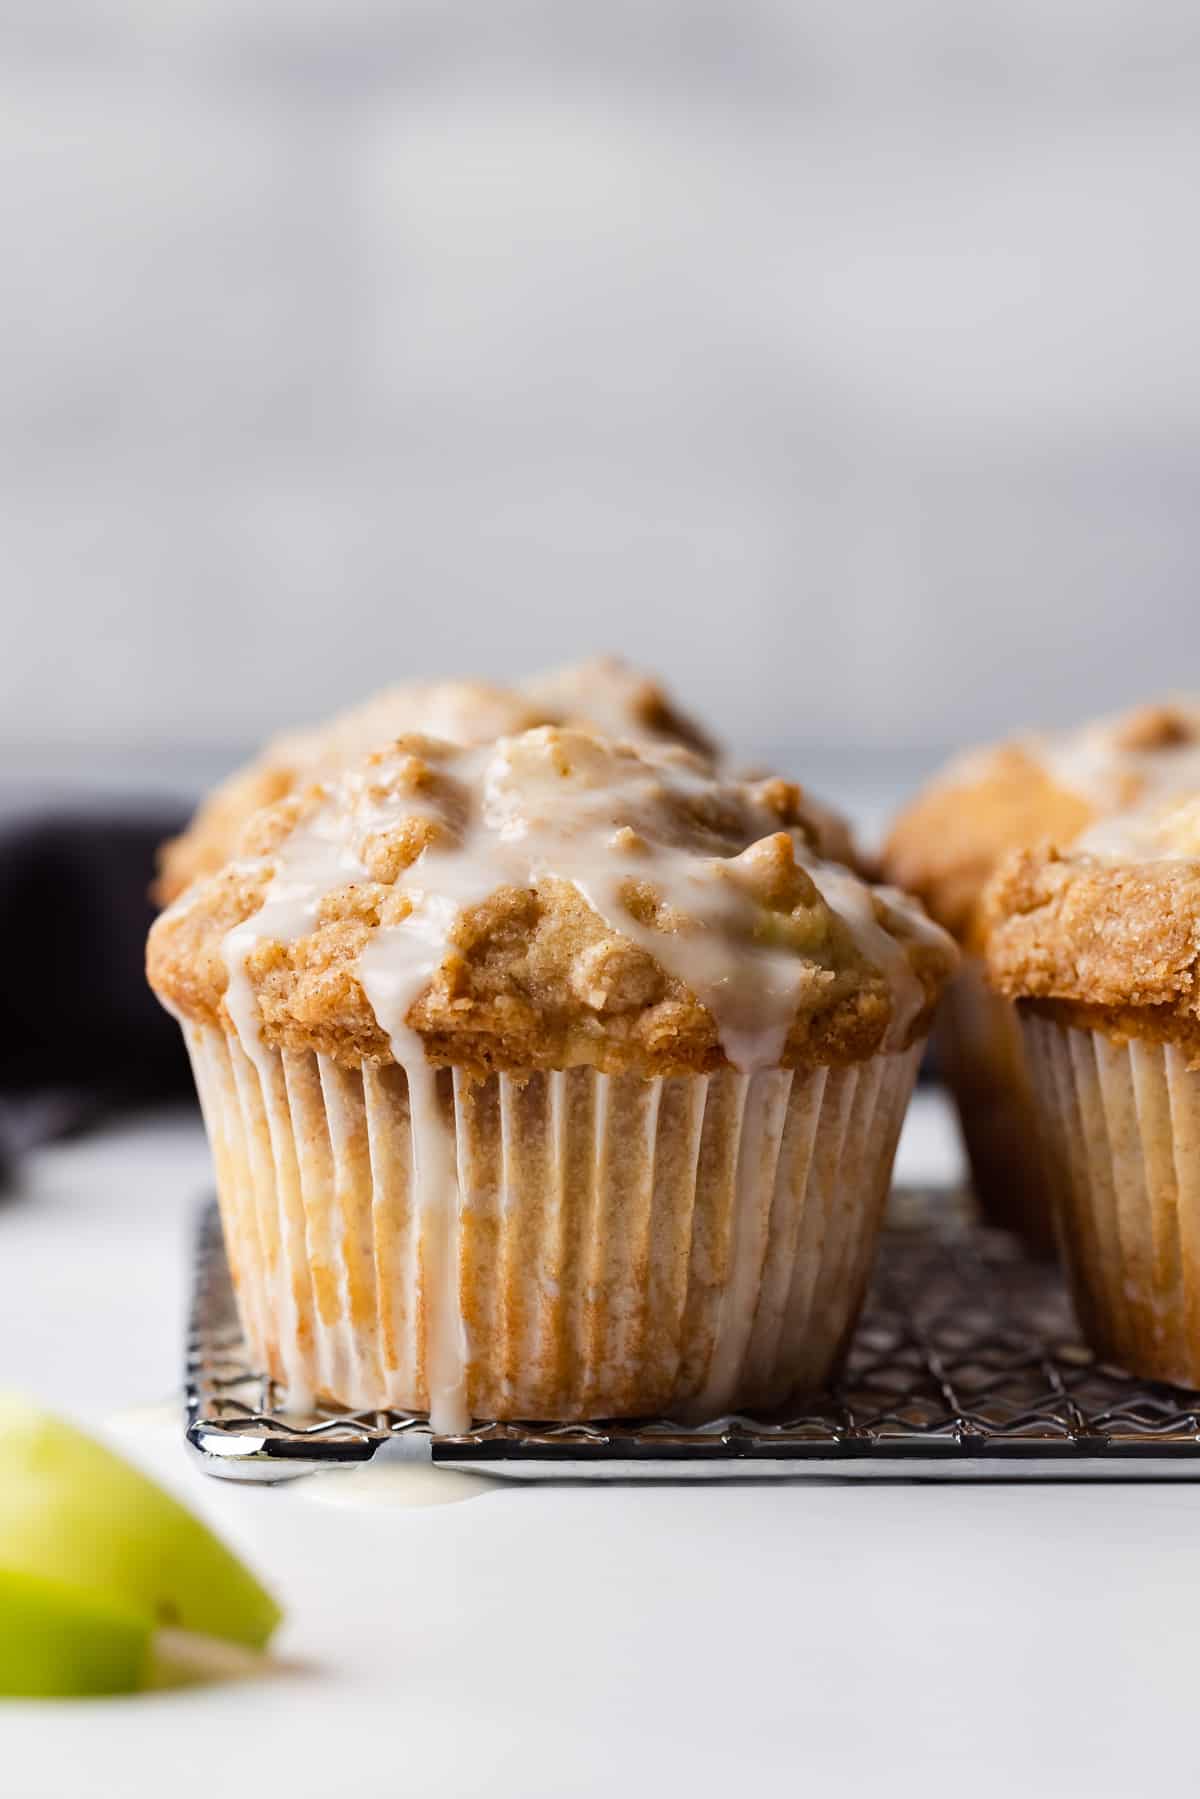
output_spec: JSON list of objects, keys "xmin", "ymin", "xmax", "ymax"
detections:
[
  {"xmin": 884, "ymin": 701, "xmax": 1200, "ymax": 1243},
  {"xmin": 987, "ymin": 796, "xmax": 1200, "ymax": 1386},
  {"xmin": 149, "ymin": 728, "xmax": 956, "ymax": 1428}
]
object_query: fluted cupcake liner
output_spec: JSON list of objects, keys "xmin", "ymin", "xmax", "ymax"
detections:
[
  {"xmin": 186, "ymin": 1022, "xmax": 920, "ymax": 1425},
  {"xmin": 936, "ymin": 955, "xmax": 1055, "ymax": 1248},
  {"xmin": 1022, "ymin": 1013, "xmax": 1200, "ymax": 1386}
]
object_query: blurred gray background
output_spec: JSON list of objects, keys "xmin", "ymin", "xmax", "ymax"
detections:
[{"xmin": 5, "ymin": 0, "xmax": 1200, "ymax": 791}]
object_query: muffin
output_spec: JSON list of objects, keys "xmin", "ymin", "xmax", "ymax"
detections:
[
  {"xmin": 883, "ymin": 701, "xmax": 1200, "ymax": 1242},
  {"xmin": 986, "ymin": 794, "xmax": 1200, "ymax": 1385},
  {"xmin": 154, "ymin": 658, "xmax": 717, "ymax": 906},
  {"xmin": 149, "ymin": 727, "xmax": 957, "ymax": 1428}
]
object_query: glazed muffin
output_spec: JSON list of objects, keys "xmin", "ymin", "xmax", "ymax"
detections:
[
  {"xmin": 986, "ymin": 794, "xmax": 1200, "ymax": 1385},
  {"xmin": 154, "ymin": 658, "xmax": 717, "ymax": 906},
  {"xmin": 883, "ymin": 701, "xmax": 1200, "ymax": 1242},
  {"xmin": 148, "ymin": 727, "xmax": 957, "ymax": 1428}
]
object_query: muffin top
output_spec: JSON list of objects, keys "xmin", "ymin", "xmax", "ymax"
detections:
[
  {"xmin": 985, "ymin": 793, "xmax": 1200, "ymax": 1052},
  {"xmin": 518, "ymin": 655, "xmax": 715, "ymax": 761},
  {"xmin": 882, "ymin": 700, "xmax": 1200, "ymax": 947},
  {"xmin": 154, "ymin": 658, "xmax": 718, "ymax": 905},
  {"xmin": 148, "ymin": 727, "xmax": 956, "ymax": 1078}
]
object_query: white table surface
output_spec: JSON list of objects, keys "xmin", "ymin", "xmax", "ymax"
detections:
[{"xmin": 3, "ymin": 1096, "xmax": 1198, "ymax": 1799}]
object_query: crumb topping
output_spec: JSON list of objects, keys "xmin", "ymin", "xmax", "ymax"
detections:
[
  {"xmin": 154, "ymin": 659, "xmax": 863, "ymax": 906},
  {"xmin": 984, "ymin": 804, "xmax": 1200, "ymax": 1049},
  {"xmin": 883, "ymin": 699, "xmax": 1200, "ymax": 943},
  {"xmin": 518, "ymin": 655, "xmax": 716, "ymax": 760},
  {"xmin": 148, "ymin": 727, "xmax": 956, "ymax": 1077}
]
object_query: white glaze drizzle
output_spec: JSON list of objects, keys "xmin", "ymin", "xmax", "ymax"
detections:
[{"xmin": 200, "ymin": 728, "xmax": 948, "ymax": 1433}]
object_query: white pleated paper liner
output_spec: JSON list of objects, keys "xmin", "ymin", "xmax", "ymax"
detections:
[
  {"xmin": 1023, "ymin": 1012, "xmax": 1200, "ymax": 1387},
  {"xmin": 187, "ymin": 1021, "xmax": 921, "ymax": 1425},
  {"xmin": 936, "ymin": 954, "xmax": 1055, "ymax": 1246}
]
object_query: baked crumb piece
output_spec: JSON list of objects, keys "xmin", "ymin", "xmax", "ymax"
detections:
[
  {"xmin": 519, "ymin": 655, "xmax": 716, "ymax": 759},
  {"xmin": 1109, "ymin": 702, "xmax": 1199, "ymax": 753}
]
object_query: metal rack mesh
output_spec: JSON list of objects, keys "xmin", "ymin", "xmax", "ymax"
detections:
[{"xmin": 186, "ymin": 1192, "xmax": 1200, "ymax": 1480}]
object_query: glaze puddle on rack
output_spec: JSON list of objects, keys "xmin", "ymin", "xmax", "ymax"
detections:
[
  {"xmin": 300, "ymin": 1436, "xmax": 497, "ymax": 1508},
  {"xmin": 186, "ymin": 1192, "xmax": 1200, "ymax": 1482}
]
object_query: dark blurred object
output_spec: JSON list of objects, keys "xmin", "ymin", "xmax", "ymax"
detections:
[
  {"xmin": 0, "ymin": 1089, "xmax": 104, "ymax": 1186},
  {"xmin": 0, "ymin": 811, "xmax": 191, "ymax": 1117}
]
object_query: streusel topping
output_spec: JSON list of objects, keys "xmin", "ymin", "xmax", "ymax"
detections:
[
  {"xmin": 985, "ymin": 791, "xmax": 1200, "ymax": 1049},
  {"xmin": 155, "ymin": 659, "xmax": 721, "ymax": 905},
  {"xmin": 149, "ymin": 728, "xmax": 955, "ymax": 1078},
  {"xmin": 519, "ymin": 655, "xmax": 715, "ymax": 760},
  {"xmin": 883, "ymin": 699, "xmax": 1200, "ymax": 944}
]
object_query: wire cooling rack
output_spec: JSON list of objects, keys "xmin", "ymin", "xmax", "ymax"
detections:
[{"xmin": 186, "ymin": 1192, "xmax": 1200, "ymax": 1481}]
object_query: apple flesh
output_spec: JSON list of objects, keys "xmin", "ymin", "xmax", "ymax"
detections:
[
  {"xmin": 0, "ymin": 1567, "xmax": 150, "ymax": 1698},
  {"xmin": 0, "ymin": 1397, "xmax": 281, "ymax": 1654}
]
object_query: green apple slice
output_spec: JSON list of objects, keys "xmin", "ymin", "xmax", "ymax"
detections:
[
  {"xmin": 0, "ymin": 1396, "xmax": 281, "ymax": 1652},
  {"xmin": 0, "ymin": 1567, "xmax": 151, "ymax": 1698}
]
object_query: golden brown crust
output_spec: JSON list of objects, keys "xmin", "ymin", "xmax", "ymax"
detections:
[
  {"xmin": 984, "ymin": 844, "xmax": 1200, "ymax": 1048},
  {"xmin": 148, "ymin": 730, "xmax": 954, "ymax": 1077},
  {"xmin": 882, "ymin": 746, "xmax": 1096, "ymax": 944},
  {"xmin": 155, "ymin": 661, "xmax": 864, "ymax": 908},
  {"xmin": 154, "ymin": 663, "xmax": 718, "ymax": 907},
  {"xmin": 1106, "ymin": 701, "xmax": 1199, "ymax": 753},
  {"xmin": 519, "ymin": 655, "xmax": 717, "ymax": 760},
  {"xmin": 882, "ymin": 700, "xmax": 1200, "ymax": 946},
  {"xmin": 153, "ymin": 680, "xmax": 552, "ymax": 905}
]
